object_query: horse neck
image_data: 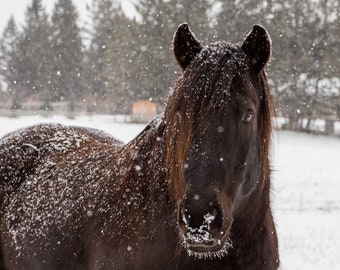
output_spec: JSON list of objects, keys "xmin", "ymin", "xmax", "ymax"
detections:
[
  {"xmin": 237, "ymin": 175, "xmax": 272, "ymax": 226},
  {"xmin": 231, "ymin": 174, "xmax": 279, "ymax": 267},
  {"xmin": 112, "ymin": 116, "xmax": 171, "ymax": 212}
]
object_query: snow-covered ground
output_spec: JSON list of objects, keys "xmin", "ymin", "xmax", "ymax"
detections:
[
  {"xmin": 271, "ymin": 131, "xmax": 340, "ymax": 270},
  {"xmin": 1, "ymin": 114, "xmax": 339, "ymax": 269}
]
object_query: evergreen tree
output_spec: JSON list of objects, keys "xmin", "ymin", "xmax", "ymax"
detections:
[
  {"xmin": 135, "ymin": 0, "xmax": 213, "ymax": 104},
  {"xmin": 170, "ymin": 0, "xmax": 215, "ymax": 42},
  {"xmin": 301, "ymin": 0, "xmax": 339, "ymax": 132},
  {"xmin": 102, "ymin": 10, "xmax": 141, "ymax": 113},
  {"xmin": 264, "ymin": 0, "xmax": 339, "ymax": 130},
  {"xmin": 133, "ymin": 0, "xmax": 174, "ymax": 104},
  {"xmin": 83, "ymin": 0, "xmax": 116, "ymax": 112},
  {"xmin": 50, "ymin": 0, "xmax": 84, "ymax": 109},
  {"xmin": 15, "ymin": 0, "xmax": 53, "ymax": 109},
  {"xmin": 216, "ymin": 0, "xmax": 265, "ymax": 41},
  {"xmin": 0, "ymin": 16, "xmax": 20, "ymax": 106}
]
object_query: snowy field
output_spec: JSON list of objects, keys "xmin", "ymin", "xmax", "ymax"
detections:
[{"xmin": 0, "ymin": 114, "xmax": 339, "ymax": 269}]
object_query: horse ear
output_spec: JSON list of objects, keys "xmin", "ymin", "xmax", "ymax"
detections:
[
  {"xmin": 173, "ymin": 23, "xmax": 203, "ymax": 70},
  {"xmin": 241, "ymin": 25, "xmax": 271, "ymax": 74}
]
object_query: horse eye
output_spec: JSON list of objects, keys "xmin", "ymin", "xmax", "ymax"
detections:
[{"xmin": 242, "ymin": 110, "xmax": 254, "ymax": 123}]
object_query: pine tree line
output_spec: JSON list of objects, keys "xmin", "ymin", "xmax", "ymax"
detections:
[
  {"xmin": 0, "ymin": 0, "xmax": 84, "ymax": 112},
  {"xmin": 0, "ymin": 0, "xmax": 339, "ymax": 131}
]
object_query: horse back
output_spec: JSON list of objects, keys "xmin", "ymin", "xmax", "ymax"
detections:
[{"xmin": 0, "ymin": 123, "xmax": 122, "ymax": 201}]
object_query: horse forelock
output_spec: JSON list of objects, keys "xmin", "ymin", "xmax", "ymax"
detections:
[{"xmin": 165, "ymin": 42, "xmax": 273, "ymax": 203}]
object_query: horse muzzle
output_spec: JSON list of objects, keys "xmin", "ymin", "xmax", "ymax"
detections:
[{"xmin": 178, "ymin": 194, "xmax": 233, "ymax": 259}]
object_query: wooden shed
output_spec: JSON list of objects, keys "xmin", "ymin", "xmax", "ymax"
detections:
[{"xmin": 131, "ymin": 100, "xmax": 157, "ymax": 122}]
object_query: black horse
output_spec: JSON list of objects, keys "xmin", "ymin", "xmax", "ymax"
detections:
[{"xmin": 0, "ymin": 24, "xmax": 279, "ymax": 269}]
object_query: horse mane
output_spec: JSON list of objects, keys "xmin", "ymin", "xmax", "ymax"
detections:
[
  {"xmin": 258, "ymin": 70, "xmax": 274, "ymax": 187},
  {"xmin": 108, "ymin": 117, "xmax": 169, "ymax": 214},
  {"xmin": 165, "ymin": 42, "xmax": 274, "ymax": 203}
]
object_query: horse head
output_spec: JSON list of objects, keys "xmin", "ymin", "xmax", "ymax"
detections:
[{"xmin": 166, "ymin": 24, "xmax": 273, "ymax": 259}]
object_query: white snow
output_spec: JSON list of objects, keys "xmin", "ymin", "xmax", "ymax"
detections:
[
  {"xmin": 203, "ymin": 212, "xmax": 216, "ymax": 226},
  {"xmin": 0, "ymin": 115, "xmax": 339, "ymax": 269},
  {"xmin": 271, "ymin": 130, "xmax": 340, "ymax": 270},
  {"xmin": 0, "ymin": 114, "xmax": 145, "ymax": 143}
]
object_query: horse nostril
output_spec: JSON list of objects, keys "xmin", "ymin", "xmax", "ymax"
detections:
[
  {"xmin": 203, "ymin": 207, "xmax": 219, "ymax": 226},
  {"xmin": 211, "ymin": 207, "xmax": 218, "ymax": 219},
  {"xmin": 180, "ymin": 204, "xmax": 222, "ymax": 231},
  {"xmin": 181, "ymin": 207, "xmax": 191, "ymax": 226}
]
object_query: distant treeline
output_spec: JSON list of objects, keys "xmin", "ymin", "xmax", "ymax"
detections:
[{"xmin": 0, "ymin": 0, "xmax": 339, "ymax": 132}]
